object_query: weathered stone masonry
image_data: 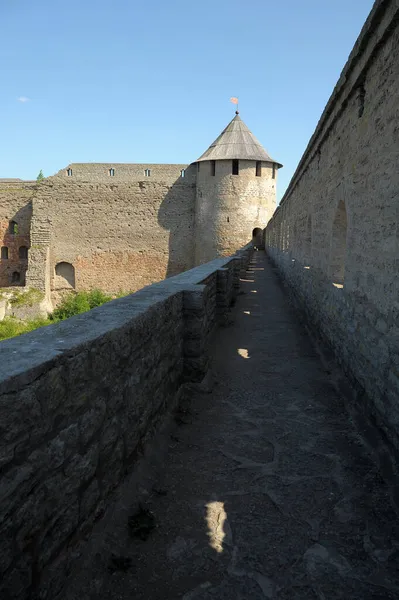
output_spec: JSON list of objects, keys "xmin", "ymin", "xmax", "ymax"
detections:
[
  {"xmin": 0, "ymin": 244, "xmax": 252, "ymax": 600},
  {"xmin": 265, "ymin": 0, "xmax": 399, "ymax": 450},
  {"xmin": 1, "ymin": 114, "xmax": 280, "ymax": 304},
  {"xmin": 0, "ymin": 181, "xmax": 35, "ymax": 287}
]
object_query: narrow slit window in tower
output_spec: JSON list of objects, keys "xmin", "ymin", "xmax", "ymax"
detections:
[
  {"xmin": 256, "ymin": 161, "xmax": 262, "ymax": 177},
  {"xmin": 9, "ymin": 221, "xmax": 18, "ymax": 234},
  {"xmin": 1, "ymin": 247, "xmax": 8, "ymax": 259},
  {"xmin": 272, "ymin": 163, "xmax": 276, "ymax": 179},
  {"xmin": 181, "ymin": 169, "xmax": 185, "ymax": 178},
  {"xmin": 211, "ymin": 160, "xmax": 216, "ymax": 176},
  {"xmin": 19, "ymin": 246, "xmax": 28, "ymax": 259},
  {"xmin": 232, "ymin": 159, "xmax": 239, "ymax": 175}
]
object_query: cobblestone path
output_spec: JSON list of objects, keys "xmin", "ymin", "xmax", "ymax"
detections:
[{"xmin": 64, "ymin": 252, "xmax": 399, "ymax": 600}]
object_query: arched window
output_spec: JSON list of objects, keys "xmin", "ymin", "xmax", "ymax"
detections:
[
  {"xmin": 144, "ymin": 169, "xmax": 151, "ymax": 177},
  {"xmin": 11, "ymin": 271, "xmax": 20, "ymax": 284},
  {"xmin": 55, "ymin": 262, "xmax": 75, "ymax": 289},
  {"xmin": 256, "ymin": 161, "xmax": 262, "ymax": 177},
  {"xmin": 109, "ymin": 168, "xmax": 115, "ymax": 176},
  {"xmin": 330, "ymin": 200, "xmax": 347, "ymax": 286},
  {"xmin": 9, "ymin": 221, "xmax": 18, "ymax": 235},
  {"xmin": 19, "ymin": 246, "xmax": 28, "ymax": 259},
  {"xmin": 67, "ymin": 168, "xmax": 73, "ymax": 177},
  {"xmin": 1, "ymin": 247, "xmax": 8, "ymax": 259}
]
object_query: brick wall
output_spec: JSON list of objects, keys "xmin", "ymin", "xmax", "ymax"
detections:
[
  {"xmin": 28, "ymin": 165, "xmax": 197, "ymax": 296},
  {"xmin": 0, "ymin": 181, "xmax": 35, "ymax": 286}
]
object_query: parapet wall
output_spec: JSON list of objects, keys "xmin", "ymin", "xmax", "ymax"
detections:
[
  {"xmin": 265, "ymin": 0, "xmax": 399, "ymax": 447},
  {"xmin": 0, "ymin": 244, "xmax": 252, "ymax": 600}
]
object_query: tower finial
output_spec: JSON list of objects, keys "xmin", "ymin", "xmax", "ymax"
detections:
[
  {"xmin": 230, "ymin": 97, "xmax": 239, "ymax": 113},
  {"xmin": 235, "ymin": 110, "xmax": 239, "ymax": 115}
]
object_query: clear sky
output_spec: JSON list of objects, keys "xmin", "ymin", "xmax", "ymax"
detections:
[{"xmin": 1, "ymin": 0, "xmax": 374, "ymax": 200}]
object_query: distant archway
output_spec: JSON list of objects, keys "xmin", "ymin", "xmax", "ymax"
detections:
[
  {"xmin": 330, "ymin": 201, "xmax": 347, "ymax": 286},
  {"xmin": 252, "ymin": 227, "xmax": 263, "ymax": 248},
  {"xmin": 54, "ymin": 262, "xmax": 75, "ymax": 289}
]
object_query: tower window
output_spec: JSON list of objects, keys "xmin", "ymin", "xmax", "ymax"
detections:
[
  {"xmin": 197, "ymin": 162, "xmax": 200, "ymax": 172},
  {"xmin": 109, "ymin": 168, "xmax": 115, "ymax": 176},
  {"xmin": 272, "ymin": 163, "xmax": 276, "ymax": 179},
  {"xmin": 1, "ymin": 247, "xmax": 8, "ymax": 259},
  {"xmin": 181, "ymin": 169, "xmax": 185, "ymax": 178},
  {"xmin": 256, "ymin": 161, "xmax": 262, "ymax": 177},
  {"xmin": 211, "ymin": 160, "xmax": 216, "ymax": 176},
  {"xmin": 144, "ymin": 169, "xmax": 151, "ymax": 177},
  {"xmin": 67, "ymin": 168, "xmax": 73, "ymax": 176},
  {"xmin": 9, "ymin": 221, "xmax": 18, "ymax": 235},
  {"xmin": 232, "ymin": 159, "xmax": 239, "ymax": 175},
  {"xmin": 11, "ymin": 272, "xmax": 20, "ymax": 284},
  {"xmin": 19, "ymin": 246, "xmax": 28, "ymax": 259}
]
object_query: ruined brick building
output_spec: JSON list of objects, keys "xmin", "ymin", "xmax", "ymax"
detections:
[{"xmin": 0, "ymin": 113, "xmax": 281, "ymax": 304}]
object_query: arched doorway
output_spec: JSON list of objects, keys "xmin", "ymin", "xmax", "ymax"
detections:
[
  {"xmin": 330, "ymin": 201, "xmax": 347, "ymax": 286},
  {"xmin": 54, "ymin": 262, "xmax": 75, "ymax": 289},
  {"xmin": 252, "ymin": 228, "xmax": 263, "ymax": 249}
]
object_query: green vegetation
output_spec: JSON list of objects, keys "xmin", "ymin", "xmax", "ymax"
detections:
[
  {"xmin": 10, "ymin": 288, "xmax": 44, "ymax": 307},
  {"xmin": 0, "ymin": 317, "xmax": 52, "ymax": 340},
  {"xmin": 36, "ymin": 170, "xmax": 45, "ymax": 182},
  {"xmin": 0, "ymin": 289, "xmax": 131, "ymax": 341},
  {"xmin": 51, "ymin": 289, "xmax": 113, "ymax": 320}
]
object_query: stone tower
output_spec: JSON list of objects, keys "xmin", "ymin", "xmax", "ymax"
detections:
[{"xmin": 194, "ymin": 112, "xmax": 282, "ymax": 264}]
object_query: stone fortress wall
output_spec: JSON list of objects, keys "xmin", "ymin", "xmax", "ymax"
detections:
[
  {"xmin": 264, "ymin": 0, "xmax": 399, "ymax": 450},
  {"xmin": 195, "ymin": 159, "xmax": 277, "ymax": 264},
  {"xmin": 0, "ymin": 243, "xmax": 253, "ymax": 600},
  {"xmin": 0, "ymin": 180, "xmax": 35, "ymax": 287},
  {"xmin": 27, "ymin": 164, "xmax": 197, "ymax": 297}
]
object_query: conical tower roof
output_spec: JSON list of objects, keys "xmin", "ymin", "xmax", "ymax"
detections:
[{"xmin": 196, "ymin": 113, "xmax": 282, "ymax": 166}]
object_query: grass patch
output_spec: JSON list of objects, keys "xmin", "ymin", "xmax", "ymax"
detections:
[
  {"xmin": 51, "ymin": 289, "xmax": 113, "ymax": 320},
  {"xmin": 0, "ymin": 288, "xmax": 133, "ymax": 341},
  {"xmin": 10, "ymin": 288, "xmax": 44, "ymax": 307},
  {"xmin": 0, "ymin": 317, "xmax": 52, "ymax": 341}
]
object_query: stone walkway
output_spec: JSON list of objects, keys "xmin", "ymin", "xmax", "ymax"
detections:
[{"xmin": 64, "ymin": 252, "xmax": 399, "ymax": 600}]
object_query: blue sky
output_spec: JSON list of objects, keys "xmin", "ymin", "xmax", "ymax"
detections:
[{"xmin": 1, "ymin": 0, "xmax": 374, "ymax": 200}]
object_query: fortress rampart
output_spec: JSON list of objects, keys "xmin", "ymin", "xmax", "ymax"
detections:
[
  {"xmin": 26, "ymin": 164, "xmax": 197, "ymax": 297},
  {"xmin": 265, "ymin": 0, "xmax": 399, "ymax": 449},
  {"xmin": 0, "ymin": 244, "xmax": 253, "ymax": 599}
]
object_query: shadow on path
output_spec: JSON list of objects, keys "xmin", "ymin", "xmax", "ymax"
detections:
[{"xmin": 63, "ymin": 252, "xmax": 399, "ymax": 600}]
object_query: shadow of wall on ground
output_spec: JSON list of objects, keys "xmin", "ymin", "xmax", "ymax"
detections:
[{"xmin": 157, "ymin": 166, "xmax": 197, "ymax": 278}]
